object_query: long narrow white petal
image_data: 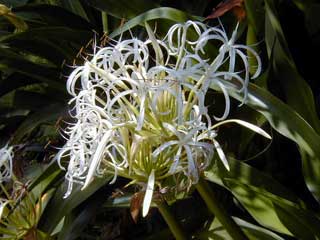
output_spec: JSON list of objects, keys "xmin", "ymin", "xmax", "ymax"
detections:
[
  {"xmin": 82, "ymin": 130, "xmax": 112, "ymax": 190},
  {"xmin": 225, "ymin": 119, "xmax": 271, "ymax": 139},
  {"xmin": 142, "ymin": 169, "xmax": 155, "ymax": 217},
  {"xmin": 212, "ymin": 139, "xmax": 230, "ymax": 171},
  {"xmin": 213, "ymin": 81, "xmax": 230, "ymax": 121},
  {"xmin": 136, "ymin": 93, "xmax": 146, "ymax": 131},
  {"xmin": 152, "ymin": 140, "xmax": 179, "ymax": 158},
  {"xmin": 0, "ymin": 199, "xmax": 11, "ymax": 221},
  {"xmin": 145, "ymin": 22, "xmax": 164, "ymax": 65},
  {"xmin": 185, "ymin": 145, "xmax": 198, "ymax": 181}
]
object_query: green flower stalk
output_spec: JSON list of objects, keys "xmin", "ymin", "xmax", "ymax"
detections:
[{"xmin": 56, "ymin": 20, "xmax": 267, "ymax": 219}]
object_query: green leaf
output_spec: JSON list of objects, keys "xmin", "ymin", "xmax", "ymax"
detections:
[
  {"xmin": 39, "ymin": 176, "xmax": 112, "ymax": 234},
  {"xmin": 210, "ymin": 82, "xmax": 320, "ymax": 194},
  {"xmin": 0, "ymin": 26, "xmax": 92, "ymax": 63},
  {"xmin": 57, "ymin": 189, "xmax": 110, "ymax": 240},
  {"xmin": 37, "ymin": 188, "xmax": 56, "ymax": 217},
  {"xmin": 0, "ymin": 3, "xmax": 28, "ymax": 32},
  {"xmin": 198, "ymin": 217, "xmax": 285, "ymax": 240},
  {"xmin": 236, "ymin": 218, "xmax": 285, "ymax": 240},
  {"xmin": 1, "ymin": 26, "xmax": 92, "ymax": 45},
  {"xmin": 290, "ymin": 0, "xmax": 317, "ymax": 12},
  {"xmin": 0, "ymin": 48, "xmax": 65, "ymax": 90},
  {"xmin": 110, "ymin": 7, "xmax": 203, "ymax": 38},
  {"xmin": 245, "ymin": 0, "xmax": 265, "ymax": 36},
  {"xmin": 224, "ymin": 179, "xmax": 292, "ymax": 235},
  {"xmin": 11, "ymin": 103, "xmax": 66, "ymax": 144},
  {"xmin": 86, "ymin": 0, "xmax": 160, "ymax": 19},
  {"xmin": 59, "ymin": 0, "xmax": 89, "ymax": 21},
  {"xmin": 35, "ymin": 229, "xmax": 52, "ymax": 240},
  {"xmin": 15, "ymin": 4, "xmax": 93, "ymax": 30},
  {"xmin": 0, "ymin": 0, "xmax": 28, "ymax": 7},
  {"xmin": 205, "ymin": 157, "xmax": 300, "ymax": 203},
  {"xmin": 175, "ymin": 0, "xmax": 209, "ymax": 16},
  {"xmin": 13, "ymin": 90, "xmax": 58, "ymax": 111},
  {"xmin": 274, "ymin": 203, "xmax": 320, "ymax": 240},
  {"xmin": 0, "ymin": 73, "xmax": 38, "ymax": 96},
  {"xmin": 29, "ymin": 166, "xmax": 61, "ymax": 199},
  {"xmin": 206, "ymin": 157, "xmax": 320, "ymax": 237},
  {"xmin": 304, "ymin": 3, "xmax": 320, "ymax": 36},
  {"xmin": 29, "ymin": 162, "xmax": 63, "ymax": 190},
  {"xmin": 3, "ymin": 36, "xmax": 73, "ymax": 64},
  {"xmin": 227, "ymin": 181, "xmax": 320, "ymax": 239},
  {"xmin": 264, "ymin": 0, "xmax": 320, "ymax": 133},
  {"xmin": 264, "ymin": 0, "xmax": 291, "ymax": 58},
  {"xmin": 257, "ymin": 4, "xmax": 320, "ymax": 191}
]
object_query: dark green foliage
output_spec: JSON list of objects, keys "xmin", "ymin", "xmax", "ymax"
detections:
[{"xmin": 0, "ymin": 0, "xmax": 320, "ymax": 239}]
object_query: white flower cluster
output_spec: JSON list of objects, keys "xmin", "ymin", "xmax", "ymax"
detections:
[
  {"xmin": 0, "ymin": 144, "xmax": 14, "ymax": 220},
  {"xmin": 56, "ymin": 21, "xmax": 261, "ymax": 204},
  {"xmin": 0, "ymin": 145, "xmax": 13, "ymax": 183}
]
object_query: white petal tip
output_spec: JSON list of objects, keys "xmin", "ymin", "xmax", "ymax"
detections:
[
  {"xmin": 226, "ymin": 119, "xmax": 272, "ymax": 139},
  {"xmin": 225, "ymin": 164, "xmax": 230, "ymax": 171},
  {"xmin": 81, "ymin": 181, "xmax": 90, "ymax": 191},
  {"xmin": 142, "ymin": 170, "xmax": 155, "ymax": 217}
]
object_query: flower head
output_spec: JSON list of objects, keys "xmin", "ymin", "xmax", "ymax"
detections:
[
  {"xmin": 56, "ymin": 21, "xmax": 263, "ymax": 215},
  {"xmin": 0, "ymin": 144, "xmax": 13, "ymax": 183}
]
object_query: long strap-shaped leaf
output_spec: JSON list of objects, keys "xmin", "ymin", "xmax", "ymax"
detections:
[
  {"xmin": 110, "ymin": 7, "xmax": 203, "ymax": 38},
  {"xmin": 210, "ymin": 82, "xmax": 320, "ymax": 171},
  {"xmin": 264, "ymin": 0, "xmax": 320, "ymax": 133}
]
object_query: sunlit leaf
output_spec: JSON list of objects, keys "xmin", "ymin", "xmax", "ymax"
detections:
[
  {"xmin": 206, "ymin": 156, "xmax": 320, "ymax": 237},
  {"xmin": 198, "ymin": 217, "xmax": 286, "ymax": 240},
  {"xmin": 110, "ymin": 7, "xmax": 203, "ymax": 38}
]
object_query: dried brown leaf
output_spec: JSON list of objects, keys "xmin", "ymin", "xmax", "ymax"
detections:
[
  {"xmin": 232, "ymin": 6, "xmax": 246, "ymax": 21},
  {"xmin": 206, "ymin": 0, "xmax": 245, "ymax": 21},
  {"xmin": 130, "ymin": 192, "xmax": 144, "ymax": 223}
]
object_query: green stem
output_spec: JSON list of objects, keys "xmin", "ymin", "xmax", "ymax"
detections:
[
  {"xmin": 196, "ymin": 178, "xmax": 248, "ymax": 240},
  {"xmin": 157, "ymin": 202, "xmax": 188, "ymax": 240},
  {"xmin": 101, "ymin": 11, "xmax": 108, "ymax": 34},
  {"xmin": 246, "ymin": 23, "xmax": 258, "ymax": 76}
]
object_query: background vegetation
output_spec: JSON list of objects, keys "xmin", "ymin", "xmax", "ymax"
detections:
[{"xmin": 0, "ymin": 0, "xmax": 320, "ymax": 239}]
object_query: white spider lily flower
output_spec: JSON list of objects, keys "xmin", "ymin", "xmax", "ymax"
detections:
[
  {"xmin": 0, "ymin": 145, "xmax": 13, "ymax": 183},
  {"xmin": 57, "ymin": 20, "xmax": 264, "ymax": 215},
  {"xmin": 152, "ymin": 122, "xmax": 214, "ymax": 182},
  {"xmin": 0, "ymin": 198, "xmax": 11, "ymax": 221}
]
